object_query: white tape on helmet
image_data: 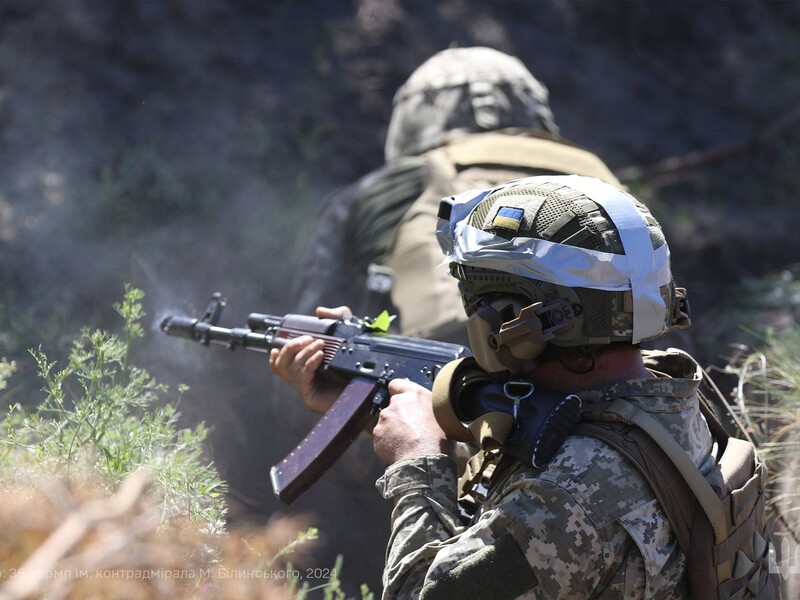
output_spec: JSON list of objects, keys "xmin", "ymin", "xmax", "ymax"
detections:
[{"xmin": 436, "ymin": 175, "xmax": 671, "ymax": 342}]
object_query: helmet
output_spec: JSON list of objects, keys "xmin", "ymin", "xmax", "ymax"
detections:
[
  {"xmin": 436, "ymin": 175, "xmax": 690, "ymax": 374},
  {"xmin": 384, "ymin": 47, "xmax": 559, "ymax": 162}
]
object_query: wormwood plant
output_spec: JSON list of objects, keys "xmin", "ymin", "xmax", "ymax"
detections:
[
  {"xmin": 0, "ymin": 286, "xmax": 227, "ymax": 535},
  {"xmin": 0, "ymin": 288, "xmax": 370, "ymax": 598},
  {"xmin": 0, "ymin": 358, "xmax": 14, "ymax": 393}
]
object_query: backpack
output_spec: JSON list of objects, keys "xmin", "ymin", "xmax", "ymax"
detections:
[
  {"xmin": 432, "ymin": 348, "xmax": 779, "ymax": 599},
  {"xmin": 382, "ymin": 130, "xmax": 621, "ymax": 342},
  {"xmin": 574, "ymin": 348, "xmax": 779, "ymax": 599}
]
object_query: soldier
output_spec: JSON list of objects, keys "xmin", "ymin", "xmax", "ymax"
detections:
[
  {"xmin": 270, "ymin": 175, "xmax": 712, "ymax": 598},
  {"xmin": 293, "ymin": 47, "xmax": 621, "ymax": 345}
]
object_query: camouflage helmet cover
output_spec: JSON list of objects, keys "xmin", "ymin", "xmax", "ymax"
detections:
[
  {"xmin": 384, "ymin": 47, "xmax": 559, "ymax": 162},
  {"xmin": 437, "ymin": 175, "xmax": 688, "ymax": 352}
]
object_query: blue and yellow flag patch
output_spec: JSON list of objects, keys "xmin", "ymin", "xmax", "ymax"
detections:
[{"xmin": 492, "ymin": 206, "xmax": 525, "ymax": 232}]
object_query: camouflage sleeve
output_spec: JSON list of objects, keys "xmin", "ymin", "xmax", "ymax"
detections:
[{"xmin": 376, "ymin": 456, "xmax": 606, "ymax": 600}]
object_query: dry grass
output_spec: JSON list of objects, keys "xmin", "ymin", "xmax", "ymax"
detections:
[
  {"xmin": 723, "ymin": 324, "xmax": 800, "ymax": 599},
  {"xmin": 0, "ymin": 470, "xmax": 308, "ymax": 600}
]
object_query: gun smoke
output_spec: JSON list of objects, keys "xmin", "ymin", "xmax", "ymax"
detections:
[{"xmin": 1, "ymin": 1, "xmax": 799, "ymax": 595}]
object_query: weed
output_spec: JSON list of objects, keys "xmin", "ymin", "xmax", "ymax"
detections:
[
  {"xmin": 0, "ymin": 287, "xmax": 366, "ymax": 599},
  {"xmin": 0, "ymin": 285, "xmax": 227, "ymax": 535}
]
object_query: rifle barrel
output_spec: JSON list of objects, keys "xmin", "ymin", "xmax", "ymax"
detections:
[{"xmin": 160, "ymin": 314, "xmax": 273, "ymax": 352}]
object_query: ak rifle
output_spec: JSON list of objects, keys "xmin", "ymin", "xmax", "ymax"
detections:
[{"xmin": 160, "ymin": 293, "xmax": 470, "ymax": 504}]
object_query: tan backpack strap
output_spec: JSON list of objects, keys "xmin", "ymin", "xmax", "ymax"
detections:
[
  {"xmin": 595, "ymin": 398, "xmax": 727, "ymax": 544},
  {"xmin": 458, "ymin": 449, "xmax": 497, "ymax": 496},
  {"xmin": 443, "ymin": 133, "xmax": 622, "ymax": 186},
  {"xmin": 573, "ymin": 420, "xmax": 695, "ymax": 556},
  {"xmin": 580, "ymin": 395, "xmax": 777, "ymax": 597},
  {"xmin": 457, "ymin": 448, "xmax": 501, "ymax": 517},
  {"xmin": 457, "ymin": 449, "xmax": 521, "ymax": 518}
]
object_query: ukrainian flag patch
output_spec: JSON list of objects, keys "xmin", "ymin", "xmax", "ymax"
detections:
[{"xmin": 492, "ymin": 206, "xmax": 525, "ymax": 231}]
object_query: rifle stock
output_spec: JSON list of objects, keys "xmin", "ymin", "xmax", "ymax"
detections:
[{"xmin": 160, "ymin": 293, "xmax": 470, "ymax": 504}]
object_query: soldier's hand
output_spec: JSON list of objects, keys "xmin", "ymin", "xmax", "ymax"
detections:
[
  {"xmin": 372, "ymin": 379, "xmax": 451, "ymax": 464},
  {"xmin": 268, "ymin": 305, "xmax": 352, "ymax": 414}
]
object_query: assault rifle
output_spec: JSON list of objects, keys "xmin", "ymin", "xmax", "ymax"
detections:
[{"xmin": 160, "ymin": 293, "xmax": 471, "ymax": 505}]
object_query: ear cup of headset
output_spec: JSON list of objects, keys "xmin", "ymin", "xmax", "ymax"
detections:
[{"xmin": 466, "ymin": 295, "xmax": 548, "ymax": 374}]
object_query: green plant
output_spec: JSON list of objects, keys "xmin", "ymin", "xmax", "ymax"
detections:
[
  {"xmin": 0, "ymin": 285, "xmax": 227, "ymax": 534},
  {"xmin": 0, "ymin": 287, "xmax": 369, "ymax": 598},
  {"xmin": 0, "ymin": 357, "xmax": 14, "ymax": 392},
  {"xmin": 95, "ymin": 145, "xmax": 226, "ymax": 237},
  {"xmin": 286, "ymin": 554, "xmax": 373, "ymax": 600}
]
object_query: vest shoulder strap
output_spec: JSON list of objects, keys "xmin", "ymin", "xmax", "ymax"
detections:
[
  {"xmin": 572, "ymin": 419, "xmax": 696, "ymax": 555},
  {"xmin": 442, "ymin": 132, "xmax": 622, "ymax": 186}
]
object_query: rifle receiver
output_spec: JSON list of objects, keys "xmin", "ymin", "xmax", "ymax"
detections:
[{"xmin": 160, "ymin": 293, "xmax": 472, "ymax": 504}]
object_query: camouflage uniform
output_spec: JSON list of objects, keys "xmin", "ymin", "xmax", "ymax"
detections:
[
  {"xmin": 292, "ymin": 47, "xmax": 568, "ymax": 324},
  {"xmin": 292, "ymin": 156, "xmax": 427, "ymax": 318},
  {"xmin": 377, "ymin": 366, "xmax": 715, "ymax": 599},
  {"xmin": 291, "ymin": 129, "xmax": 618, "ymax": 330}
]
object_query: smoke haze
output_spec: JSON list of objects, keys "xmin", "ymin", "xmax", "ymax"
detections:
[{"xmin": 1, "ymin": 0, "xmax": 799, "ymax": 593}]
